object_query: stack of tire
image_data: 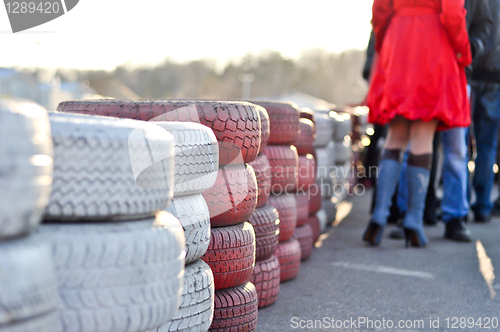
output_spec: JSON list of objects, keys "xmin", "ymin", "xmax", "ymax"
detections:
[
  {"xmin": 57, "ymin": 100, "xmax": 262, "ymax": 332},
  {"xmin": 247, "ymin": 106, "xmax": 281, "ymax": 308},
  {"xmin": 40, "ymin": 111, "xmax": 186, "ymax": 332},
  {"xmin": 0, "ymin": 98, "xmax": 58, "ymax": 332},
  {"xmin": 311, "ymin": 110, "xmax": 337, "ymax": 230},
  {"xmin": 292, "ymin": 117, "xmax": 317, "ymax": 261},
  {"xmin": 158, "ymin": 122, "xmax": 219, "ymax": 332},
  {"xmin": 252, "ymin": 101, "xmax": 302, "ymax": 284},
  {"xmin": 331, "ymin": 111, "xmax": 353, "ymax": 205}
]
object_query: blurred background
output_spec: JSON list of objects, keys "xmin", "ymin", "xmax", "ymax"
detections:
[{"xmin": 0, "ymin": 0, "xmax": 373, "ymax": 110}]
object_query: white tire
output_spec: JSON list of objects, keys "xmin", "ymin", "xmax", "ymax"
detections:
[
  {"xmin": 1, "ymin": 312, "xmax": 57, "ymax": 332},
  {"xmin": 0, "ymin": 98, "xmax": 53, "ymax": 239},
  {"xmin": 154, "ymin": 122, "xmax": 218, "ymax": 197},
  {"xmin": 333, "ymin": 113, "xmax": 352, "ymax": 141},
  {"xmin": 38, "ymin": 212, "xmax": 185, "ymax": 332},
  {"xmin": 313, "ymin": 112, "xmax": 334, "ymax": 148},
  {"xmin": 45, "ymin": 112, "xmax": 175, "ymax": 221},
  {"xmin": 317, "ymin": 209, "xmax": 328, "ymax": 232},
  {"xmin": 315, "ymin": 141, "xmax": 335, "ymax": 180},
  {"xmin": 166, "ymin": 194, "xmax": 211, "ymax": 264},
  {"xmin": 156, "ymin": 259, "xmax": 214, "ymax": 332},
  {"xmin": 0, "ymin": 236, "xmax": 58, "ymax": 328},
  {"xmin": 334, "ymin": 141, "xmax": 352, "ymax": 165}
]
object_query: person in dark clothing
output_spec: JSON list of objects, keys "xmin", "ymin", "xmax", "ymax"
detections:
[
  {"xmin": 440, "ymin": 0, "xmax": 493, "ymax": 242},
  {"xmin": 470, "ymin": 0, "xmax": 500, "ymax": 222}
]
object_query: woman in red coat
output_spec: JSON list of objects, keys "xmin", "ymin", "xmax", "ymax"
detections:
[{"xmin": 363, "ymin": 0, "xmax": 472, "ymax": 247}]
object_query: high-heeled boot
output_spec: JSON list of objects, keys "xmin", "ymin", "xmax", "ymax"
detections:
[
  {"xmin": 363, "ymin": 149, "xmax": 403, "ymax": 245},
  {"xmin": 402, "ymin": 153, "xmax": 432, "ymax": 248}
]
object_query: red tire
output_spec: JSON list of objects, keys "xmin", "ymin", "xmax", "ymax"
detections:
[
  {"xmin": 247, "ymin": 204, "xmax": 280, "ymax": 261},
  {"xmin": 300, "ymin": 107, "xmax": 315, "ymax": 123},
  {"xmin": 293, "ymin": 223, "xmax": 314, "ymax": 261},
  {"xmin": 264, "ymin": 145, "xmax": 299, "ymax": 194},
  {"xmin": 306, "ymin": 214, "xmax": 321, "ymax": 243},
  {"xmin": 202, "ymin": 164, "xmax": 257, "ymax": 227},
  {"xmin": 275, "ymin": 238, "xmax": 301, "ymax": 282},
  {"xmin": 249, "ymin": 255, "xmax": 280, "ymax": 308},
  {"xmin": 248, "ymin": 154, "xmax": 271, "ymax": 208},
  {"xmin": 57, "ymin": 100, "xmax": 261, "ymax": 165},
  {"xmin": 210, "ymin": 282, "xmax": 258, "ymax": 332},
  {"xmin": 294, "ymin": 119, "xmax": 316, "ymax": 155},
  {"xmin": 308, "ymin": 180, "xmax": 323, "ymax": 215},
  {"xmin": 201, "ymin": 222, "xmax": 256, "ymax": 290},
  {"xmin": 251, "ymin": 101, "xmax": 300, "ymax": 145},
  {"xmin": 295, "ymin": 191, "xmax": 310, "ymax": 227},
  {"xmin": 256, "ymin": 105, "xmax": 270, "ymax": 154},
  {"xmin": 268, "ymin": 194, "xmax": 297, "ymax": 242},
  {"xmin": 297, "ymin": 154, "xmax": 316, "ymax": 191}
]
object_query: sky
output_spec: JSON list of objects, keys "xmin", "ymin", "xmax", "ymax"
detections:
[{"xmin": 0, "ymin": 0, "xmax": 374, "ymax": 70}]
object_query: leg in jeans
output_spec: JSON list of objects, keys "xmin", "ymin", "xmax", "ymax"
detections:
[
  {"xmin": 472, "ymin": 80, "xmax": 500, "ymax": 220},
  {"xmin": 441, "ymin": 127, "xmax": 472, "ymax": 242}
]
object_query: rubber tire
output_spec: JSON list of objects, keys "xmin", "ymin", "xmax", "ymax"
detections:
[
  {"xmin": 307, "ymin": 214, "xmax": 322, "ymax": 243},
  {"xmin": 313, "ymin": 112, "xmax": 335, "ymax": 147},
  {"xmin": 322, "ymin": 197, "xmax": 338, "ymax": 224},
  {"xmin": 247, "ymin": 204, "xmax": 280, "ymax": 261},
  {"xmin": 1, "ymin": 313, "xmax": 56, "ymax": 332},
  {"xmin": 156, "ymin": 259, "xmax": 214, "ymax": 332},
  {"xmin": 201, "ymin": 222, "xmax": 256, "ymax": 290},
  {"xmin": 0, "ymin": 98, "xmax": 53, "ymax": 239},
  {"xmin": 297, "ymin": 155, "xmax": 316, "ymax": 191},
  {"xmin": 248, "ymin": 154, "xmax": 272, "ymax": 208},
  {"xmin": 202, "ymin": 163, "xmax": 258, "ymax": 227},
  {"xmin": 249, "ymin": 255, "xmax": 280, "ymax": 308},
  {"xmin": 155, "ymin": 122, "xmax": 219, "ymax": 197},
  {"xmin": 256, "ymin": 105, "xmax": 270, "ymax": 154},
  {"xmin": 308, "ymin": 181, "xmax": 323, "ymax": 215},
  {"xmin": 57, "ymin": 100, "xmax": 261, "ymax": 165},
  {"xmin": 316, "ymin": 141, "xmax": 336, "ymax": 180},
  {"xmin": 293, "ymin": 223, "xmax": 314, "ymax": 261},
  {"xmin": 333, "ymin": 113, "xmax": 352, "ymax": 141},
  {"xmin": 275, "ymin": 239, "xmax": 301, "ymax": 282},
  {"xmin": 295, "ymin": 191, "xmax": 310, "ymax": 227},
  {"xmin": 268, "ymin": 194, "xmax": 297, "ymax": 242},
  {"xmin": 210, "ymin": 282, "xmax": 258, "ymax": 332},
  {"xmin": 0, "ymin": 236, "xmax": 58, "ymax": 328},
  {"xmin": 166, "ymin": 194, "xmax": 211, "ymax": 264},
  {"xmin": 46, "ymin": 112, "xmax": 175, "ymax": 221},
  {"xmin": 334, "ymin": 141, "xmax": 352, "ymax": 165},
  {"xmin": 300, "ymin": 107, "xmax": 315, "ymax": 123},
  {"xmin": 251, "ymin": 101, "xmax": 300, "ymax": 145},
  {"xmin": 317, "ymin": 208, "xmax": 329, "ymax": 233},
  {"xmin": 264, "ymin": 145, "xmax": 299, "ymax": 194},
  {"xmin": 39, "ymin": 212, "xmax": 185, "ymax": 332},
  {"xmin": 294, "ymin": 118, "xmax": 316, "ymax": 155}
]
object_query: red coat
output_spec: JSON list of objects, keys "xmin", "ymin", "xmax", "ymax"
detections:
[{"xmin": 367, "ymin": 0, "xmax": 472, "ymax": 130}]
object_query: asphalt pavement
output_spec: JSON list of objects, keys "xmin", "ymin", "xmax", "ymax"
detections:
[{"xmin": 257, "ymin": 188, "xmax": 500, "ymax": 332}]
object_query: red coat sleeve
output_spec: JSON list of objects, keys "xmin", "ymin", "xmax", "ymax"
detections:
[
  {"xmin": 440, "ymin": 0, "xmax": 472, "ymax": 67},
  {"xmin": 372, "ymin": 0, "xmax": 394, "ymax": 53}
]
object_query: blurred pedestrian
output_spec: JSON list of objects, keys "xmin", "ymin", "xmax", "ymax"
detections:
[
  {"xmin": 470, "ymin": 0, "xmax": 500, "ymax": 222},
  {"xmin": 363, "ymin": 0, "xmax": 472, "ymax": 247}
]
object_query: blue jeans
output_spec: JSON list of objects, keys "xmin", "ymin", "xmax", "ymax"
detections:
[
  {"xmin": 441, "ymin": 127, "xmax": 469, "ymax": 222},
  {"xmin": 471, "ymin": 80, "xmax": 500, "ymax": 216}
]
